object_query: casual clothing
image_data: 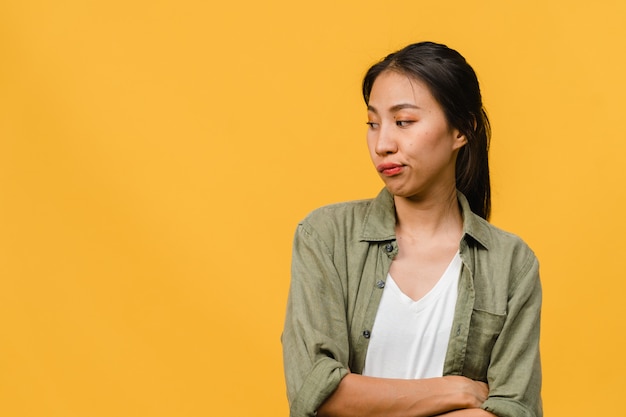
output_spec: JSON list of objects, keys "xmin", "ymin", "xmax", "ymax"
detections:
[
  {"xmin": 282, "ymin": 188, "xmax": 542, "ymax": 417},
  {"xmin": 363, "ymin": 252, "xmax": 461, "ymax": 379}
]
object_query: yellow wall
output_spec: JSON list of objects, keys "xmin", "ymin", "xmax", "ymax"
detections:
[{"xmin": 1, "ymin": 1, "xmax": 624, "ymax": 416}]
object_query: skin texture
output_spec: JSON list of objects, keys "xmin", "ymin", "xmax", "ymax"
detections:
[
  {"xmin": 437, "ymin": 410, "xmax": 498, "ymax": 416},
  {"xmin": 317, "ymin": 374, "xmax": 491, "ymax": 417},
  {"xmin": 317, "ymin": 70, "xmax": 497, "ymax": 417}
]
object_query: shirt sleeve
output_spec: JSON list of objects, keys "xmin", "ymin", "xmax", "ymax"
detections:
[
  {"xmin": 481, "ymin": 250, "xmax": 543, "ymax": 417},
  {"xmin": 282, "ymin": 222, "xmax": 350, "ymax": 417}
]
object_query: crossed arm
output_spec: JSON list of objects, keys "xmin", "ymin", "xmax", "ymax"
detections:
[{"xmin": 317, "ymin": 373, "xmax": 497, "ymax": 417}]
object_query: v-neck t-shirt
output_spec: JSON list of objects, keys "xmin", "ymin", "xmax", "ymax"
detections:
[{"xmin": 362, "ymin": 252, "xmax": 462, "ymax": 379}]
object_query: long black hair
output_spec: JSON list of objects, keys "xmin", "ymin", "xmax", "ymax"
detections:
[{"xmin": 362, "ymin": 42, "xmax": 491, "ymax": 220}]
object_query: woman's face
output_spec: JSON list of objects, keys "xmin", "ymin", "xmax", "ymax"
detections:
[{"xmin": 366, "ymin": 70, "xmax": 466, "ymax": 200}]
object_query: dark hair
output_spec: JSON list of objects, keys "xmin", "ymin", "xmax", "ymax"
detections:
[{"xmin": 362, "ymin": 41, "xmax": 491, "ymax": 220}]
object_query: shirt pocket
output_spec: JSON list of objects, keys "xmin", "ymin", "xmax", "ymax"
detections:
[{"xmin": 462, "ymin": 309, "xmax": 506, "ymax": 381}]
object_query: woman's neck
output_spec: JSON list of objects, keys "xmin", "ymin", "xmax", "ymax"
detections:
[{"xmin": 393, "ymin": 186, "xmax": 463, "ymax": 243}]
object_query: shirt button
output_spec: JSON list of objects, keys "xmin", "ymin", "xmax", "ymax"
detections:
[
  {"xmin": 376, "ymin": 280, "xmax": 385, "ymax": 289},
  {"xmin": 362, "ymin": 330, "xmax": 371, "ymax": 339},
  {"xmin": 385, "ymin": 243, "xmax": 393, "ymax": 252}
]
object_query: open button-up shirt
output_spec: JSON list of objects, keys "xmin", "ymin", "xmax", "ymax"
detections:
[{"xmin": 282, "ymin": 189, "xmax": 542, "ymax": 417}]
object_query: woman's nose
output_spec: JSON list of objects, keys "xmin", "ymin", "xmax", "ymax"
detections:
[{"xmin": 375, "ymin": 124, "xmax": 398, "ymax": 155}]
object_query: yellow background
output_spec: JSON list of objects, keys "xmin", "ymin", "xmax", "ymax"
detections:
[{"xmin": 1, "ymin": 1, "xmax": 624, "ymax": 416}]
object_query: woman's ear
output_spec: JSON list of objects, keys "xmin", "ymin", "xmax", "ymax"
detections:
[{"xmin": 452, "ymin": 130, "xmax": 468, "ymax": 150}]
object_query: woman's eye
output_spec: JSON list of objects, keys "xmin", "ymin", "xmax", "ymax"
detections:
[
  {"xmin": 366, "ymin": 122, "xmax": 379, "ymax": 129},
  {"xmin": 396, "ymin": 120, "xmax": 414, "ymax": 127}
]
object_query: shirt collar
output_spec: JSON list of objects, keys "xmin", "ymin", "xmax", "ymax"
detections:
[{"xmin": 360, "ymin": 188, "xmax": 491, "ymax": 250}]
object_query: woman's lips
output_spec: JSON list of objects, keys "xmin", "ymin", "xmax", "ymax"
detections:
[{"xmin": 377, "ymin": 163, "xmax": 404, "ymax": 176}]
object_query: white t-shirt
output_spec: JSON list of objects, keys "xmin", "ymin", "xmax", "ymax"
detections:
[{"xmin": 362, "ymin": 252, "xmax": 462, "ymax": 379}]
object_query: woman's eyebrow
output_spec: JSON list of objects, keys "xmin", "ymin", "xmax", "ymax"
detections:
[
  {"xmin": 367, "ymin": 103, "xmax": 421, "ymax": 113},
  {"xmin": 390, "ymin": 103, "xmax": 420, "ymax": 112}
]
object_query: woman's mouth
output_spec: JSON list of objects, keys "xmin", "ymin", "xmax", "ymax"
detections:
[{"xmin": 377, "ymin": 163, "xmax": 404, "ymax": 176}]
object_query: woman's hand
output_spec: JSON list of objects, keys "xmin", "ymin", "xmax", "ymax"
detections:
[{"xmin": 441, "ymin": 376, "xmax": 489, "ymax": 408}]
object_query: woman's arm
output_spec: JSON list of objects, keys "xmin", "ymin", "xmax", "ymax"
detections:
[
  {"xmin": 480, "ymin": 253, "xmax": 542, "ymax": 417},
  {"xmin": 317, "ymin": 374, "xmax": 489, "ymax": 417},
  {"xmin": 283, "ymin": 222, "xmax": 353, "ymax": 416},
  {"xmin": 436, "ymin": 409, "xmax": 497, "ymax": 417}
]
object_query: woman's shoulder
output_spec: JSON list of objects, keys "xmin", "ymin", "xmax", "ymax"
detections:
[
  {"xmin": 299, "ymin": 198, "xmax": 375, "ymax": 233},
  {"xmin": 464, "ymin": 213, "xmax": 539, "ymax": 283},
  {"xmin": 486, "ymin": 221, "xmax": 534, "ymax": 255},
  {"xmin": 299, "ymin": 189, "xmax": 396, "ymax": 239},
  {"xmin": 459, "ymin": 195, "xmax": 533, "ymax": 254}
]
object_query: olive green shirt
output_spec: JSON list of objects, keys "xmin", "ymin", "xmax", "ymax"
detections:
[{"xmin": 282, "ymin": 189, "xmax": 542, "ymax": 417}]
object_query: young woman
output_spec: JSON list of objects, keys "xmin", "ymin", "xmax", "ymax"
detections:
[{"xmin": 282, "ymin": 42, "xmax": 542, "ymax": 417}]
